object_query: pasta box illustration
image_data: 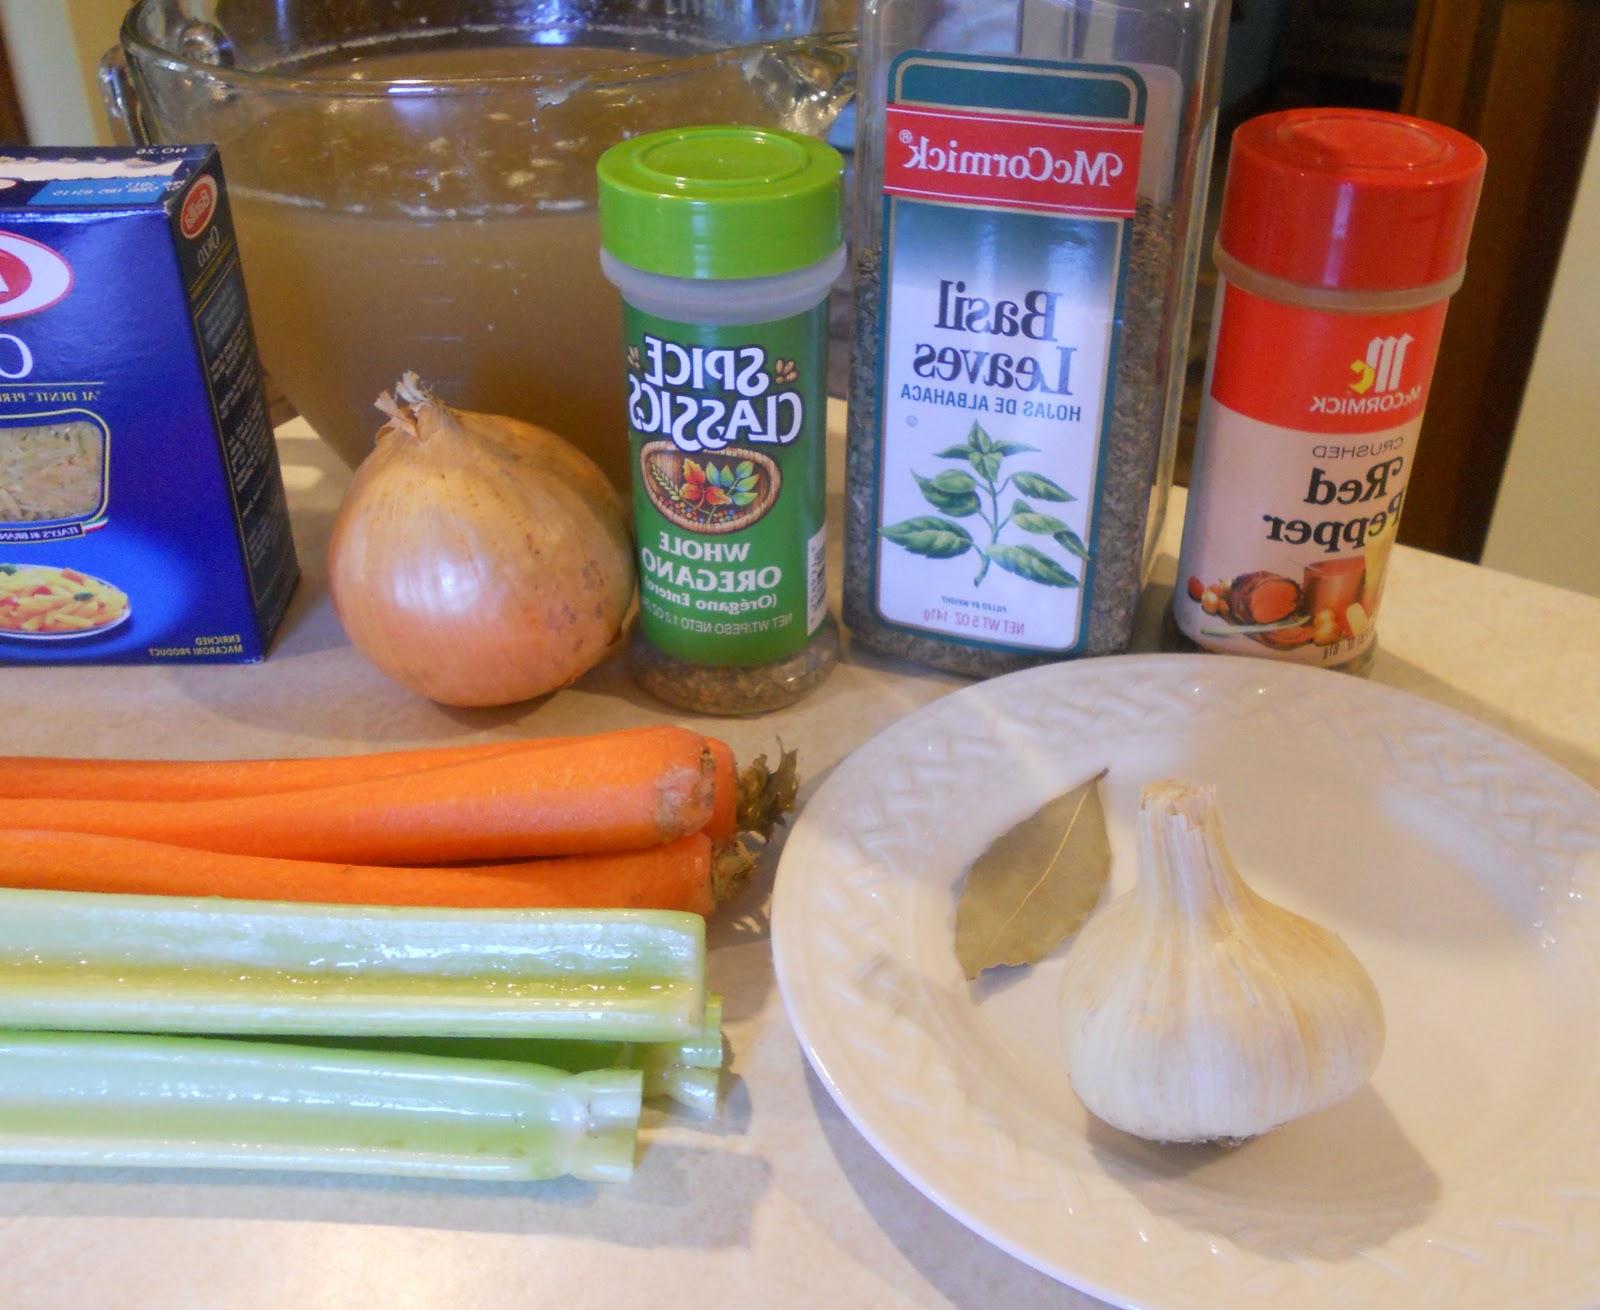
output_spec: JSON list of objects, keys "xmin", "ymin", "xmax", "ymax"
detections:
[{"xmin": 0, "ymin": 146, "xmax": 297, "ymax": 661}]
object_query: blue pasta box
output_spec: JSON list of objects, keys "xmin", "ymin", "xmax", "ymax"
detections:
[{"xmin": 0, "ymin": 145, "xmax": 298, "ymax": 663}]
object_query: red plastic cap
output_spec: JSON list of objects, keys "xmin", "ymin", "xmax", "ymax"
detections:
[{"xmin": 1218, "ymin": 108, "xmax": 1487, "ymax": 292}]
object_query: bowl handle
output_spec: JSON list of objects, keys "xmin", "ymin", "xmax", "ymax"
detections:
[{"xmin": 98, "ymin": 46, "xmax": 148, "ymax": 145}]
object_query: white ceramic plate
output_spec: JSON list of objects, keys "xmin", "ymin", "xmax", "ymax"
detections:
[{"xmin": 773, "ymin": 655, "xmax": 1600, "ymax": 1310}]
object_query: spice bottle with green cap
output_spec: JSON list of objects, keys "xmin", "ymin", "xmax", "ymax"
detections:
[{"xmin": 597, "ymin": 125, "xmax": 845, "ymax": 715}]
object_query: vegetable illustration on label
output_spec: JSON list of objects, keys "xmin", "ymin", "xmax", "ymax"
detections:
[{"xmin": 883, "ymin": 421, "xmax": 1090, "ymax": 589}]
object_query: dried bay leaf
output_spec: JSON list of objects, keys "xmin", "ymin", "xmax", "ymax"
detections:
[{"xmin": 954, "ymin": 769, "xmax": 1111, "ymax": 979}]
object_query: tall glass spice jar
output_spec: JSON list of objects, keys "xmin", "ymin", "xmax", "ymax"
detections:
[
  {"xmin": 1170, "ymin": 109, "xmax": 1486, "ymax": 673},
  {"xmin": 598, "ymin": 127, "xmax": 844, "ymax": 714},
  {"xmin": 844, "ymin": 0, "xmax": 1228, "ymax": 676}
]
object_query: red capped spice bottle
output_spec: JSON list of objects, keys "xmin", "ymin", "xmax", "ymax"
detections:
[{"xmin": 1171, "ymin": 109, "xmax": 1486, "ymax": 673}]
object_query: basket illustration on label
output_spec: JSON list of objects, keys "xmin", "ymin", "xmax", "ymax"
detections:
[
  {"xmin": 640, "ymin": 442, "xmax": 781, "ymax": 535},
  {"xmin": 881, "ymin": 421, "xmax": 1091, "ymax": 590}
]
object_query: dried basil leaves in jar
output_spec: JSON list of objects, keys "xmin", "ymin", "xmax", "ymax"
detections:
[{"xmin": 843, "ymin": 0, "xmax": 1229, "ymax": 676}]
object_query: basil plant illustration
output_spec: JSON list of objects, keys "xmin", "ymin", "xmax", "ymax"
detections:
[{"xmin": 882, "ymin": 423, "xmax": 1091, "ymax": 588}]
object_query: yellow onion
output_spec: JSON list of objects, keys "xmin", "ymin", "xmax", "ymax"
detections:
[{"xmin": 327, "ymin": 373, "xmax": 635, "ymax": 707}]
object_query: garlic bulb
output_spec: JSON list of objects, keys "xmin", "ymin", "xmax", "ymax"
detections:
[{"xmin": 1060, "ymin": 781, "xmax": 1384, "ymax": 1144}]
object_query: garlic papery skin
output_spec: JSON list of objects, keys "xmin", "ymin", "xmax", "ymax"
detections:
[{"xmin": 1060, "ymin": 781, "xmax": 1385, "ymax": 1144}]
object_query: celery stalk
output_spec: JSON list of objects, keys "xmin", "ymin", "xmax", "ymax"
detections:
[
  {"xmin": 0, "ymin": 889, "xmax": 704, "ymax": 1041},
  {"xmin": 633, "ymin": 994, "xmax": 724, "ymax": 1116},
  {"xmin": 646, "ymin": 1065, "xmax": 721, "ymax": 1118},
  {"xmin": 547, "ymin": 991, "xmax": 724, "ymax": 1076},
  {"xmin": 0, "ymin": 1030, "xmax": 642, "ymax": 1181},
  {"xmin": 286, "ymin": 995, "xmax": 727, "ymax": 1116},
  {"xmin": 671, "ymin": 993, "xmax": 725, "ymax": 1069}
]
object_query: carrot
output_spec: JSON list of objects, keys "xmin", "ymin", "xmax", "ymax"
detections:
[
  {"xmin": 0, "ymin": 728, "xmax": 670, "ymax": 803},
  {"xmin": 705, "ymin": 738, "xmax": 738, "ymax": 844},
  {"xmin": 0, "ymin": 829, "xmax": 717, "ymax": 915},
  {"xmin": 0, "ymin": 725, "xmax": 714, "ymax": 864}
]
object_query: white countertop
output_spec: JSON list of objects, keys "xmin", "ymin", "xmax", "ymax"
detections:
[{"xmin": 2, "ymin": 407, "xmax": 1598, "ymax": 1310}]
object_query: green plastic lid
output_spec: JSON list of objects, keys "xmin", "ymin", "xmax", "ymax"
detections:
[{"xmin": 597, "ymin": 125, "xmax": 843, "ymax": 281}]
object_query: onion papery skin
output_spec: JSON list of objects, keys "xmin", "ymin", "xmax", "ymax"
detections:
[{"xmin": 328, "ymin": 386, "xmax": 635, "ymax": 708}]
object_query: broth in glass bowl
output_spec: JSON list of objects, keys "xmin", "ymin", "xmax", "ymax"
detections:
[{"xmin": 106, "ymin": 0, "xmax": 856, "ymax": 486}]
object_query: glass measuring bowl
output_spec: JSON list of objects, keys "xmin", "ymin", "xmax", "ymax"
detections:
[{"xmin": 103, "ymin": 0, "xmax": 856, "ymax": 485}]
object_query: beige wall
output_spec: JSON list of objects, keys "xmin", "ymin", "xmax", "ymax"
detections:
[
  {"xmin": 0, "ymin": 0, "xmax": 127, "ymax": 144},
  {"xmin": 67, "ymin": 0, "xmax": 134, "ymax": 138},
  {"xmin": 1482, "ymin": 113, "xmax": 1600, "ymax": 599}
]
